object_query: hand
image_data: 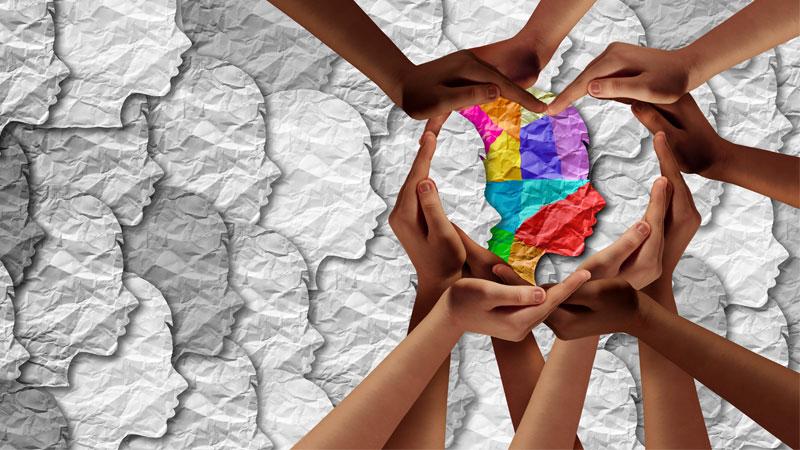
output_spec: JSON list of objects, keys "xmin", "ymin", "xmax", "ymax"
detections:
[
  {"xmin": 632, "ymin": 94, "xmax": 728, "ymax": 178},
  {"xmin": 469, "ymin": 36, "xmax": 547, "ymax": 88},
  {"xmin": 547, "ymin": 42, "xmax": 696, "ymax": 115},
  {"xmin": 578, "ymin": 177, "xmax": 671, "ymax": 289},
  {"xmin": 451, "ymin": 223, "xmax": 530, "ymax": 286},
  {"xmin": 439, "ymin": 271, "xmax": 590, "ymax": 342},
  {"xmin": 395, "ymin": 50, "xmax": 547, "ymax": 119},
  {"xmin": 388, "ymin": 131, "xmax": 466, "ymax": 292}
]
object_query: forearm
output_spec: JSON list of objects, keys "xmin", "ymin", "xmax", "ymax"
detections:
[
  {"xmin": 385, "ymin": 283, "xmax": 453, "ymax": 448},
  {"xmin": 638, "ymin": 281, "xmax": 710, "ymax": 449},
  {"xmin": 681, "ymin": 0, "xmax": 800, "ymax": 90},
  {"xmin": 510, "ymin": 336, "xmax": 598, "ymax": 449},
  {"xmin": 635, "ymin": 295, "xmax": 800, "ymax": 448},
  {"xmin": 492, "ymin": 335, "xmax": 546, "ymax": 428},
  {"xmin": 296, "ymin": 303, "xmax": 461, "ymax": 449},
  {"xmin": 267, "ymin": 0, "xmax": 411, "ymax": 101},
  {"xmin": 518, "ymin": 0, "xmax": 596, "ymax": 58},
  {"xmin": 707, "ymin": 140, "xmax": 800, "ymax": 207}
]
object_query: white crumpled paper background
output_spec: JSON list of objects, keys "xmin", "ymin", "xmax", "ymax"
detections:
[{"xmin": 0, "ymin": 0, "xmax": 797, "ymax": 448}]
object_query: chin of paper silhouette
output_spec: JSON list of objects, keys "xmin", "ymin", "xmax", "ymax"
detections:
[{"xmin": 460, "ymin": 89, "xmax": 605, "ymax": 284}]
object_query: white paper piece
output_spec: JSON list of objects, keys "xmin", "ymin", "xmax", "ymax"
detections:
[
  {"xmin": 261, "ymin": 90, "xmax": 385, "ymax": 289},
  {"xmin": 11, "ymin": 96, "xmax": 163, "ymax": 226},
  {"xmin": 770, "ymin": 200, "xmax": 800, "ymax": 370},
  {"xmin": 552, "ymin": 0, "xmax": 648, "ymax": 161},
  {"xmin": 0, "ymin": 137, "xmax": 44, "ymax": 286},
  {"xmin": 0, "ymin": 262, "xmax": 28, "ymax": 382},
  {"xmin": 49, "ymin": 274, "xmax": 187, "ymax": 450},
  {"xmin": 372, "ymin": 109, "xmax": 499, "ymax": 246},
  {"xmin": 775, "ymin": 37, "xmax": 800, "ymax": 135},
  {"xmin": 122, "ymin": 187, "xmax": 243, "ymax": 357},
  {"xmin": 15, "ymin": 191, "xmax": 137, "ymax": 387},
  {"xmin": 0, "ymin": 381, "xmax": 68, "ymax": 449},
  {"xmin": 706, "ymin": 300, "xmax": 789, "ymax": 449},
  {"xmin": 447, "ymin": 341, "xmax": 476, "ymax": 447},
  {"xmin": 122, "ymin": 338, "xmax": 272, "ymax": 450},
  {"xmin": 688, "ymin": 184, "xmax": 788, "ymax": 308},
  {"xmin": 179, "ymin": 0, "xmax": 336, "ymax": 96},
  {"xmin": 147, "ymin": 51, "xmax": 280, "ymax": 225},
  {"xmin": 44, "ymin": 0, "xmax": 189, "ymax": 128},
  {"xmin": 0, "ymin": 0, "xmax": 68, "ymax": 133}
]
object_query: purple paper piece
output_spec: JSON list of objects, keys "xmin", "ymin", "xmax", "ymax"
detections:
[
  {"xmin": 519, "ymin": 117, "xmax": 561, "ymax": 179},
  {"xmin": 460, "ymin": 106, "xmax": 503, "ymax": 152},
  {"xmin": 551, "ymin": 106, "xmax": 590, "ymax": 179}
]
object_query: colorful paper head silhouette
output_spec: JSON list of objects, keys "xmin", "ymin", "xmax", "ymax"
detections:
[{"xmin": 460, "ymin": 89, "xmax": 605, "ymax": 284}]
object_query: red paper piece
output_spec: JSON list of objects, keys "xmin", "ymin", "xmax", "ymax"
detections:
[{"xmin": 515, "ymin": 183, "xmax": 605, "ymax": 256}]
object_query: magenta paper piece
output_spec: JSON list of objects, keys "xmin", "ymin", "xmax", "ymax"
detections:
[{"xmin": 461, "ymin": 105, "xmax": 503, "ymax": 152}]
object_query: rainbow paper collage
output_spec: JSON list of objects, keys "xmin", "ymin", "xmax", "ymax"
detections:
[{"xmin": 460, "ymin": 89, "xmax": 605, "ymax": 283}]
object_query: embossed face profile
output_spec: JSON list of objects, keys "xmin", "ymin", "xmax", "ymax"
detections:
[
  {"xmin": 50, "ymin": 274, "xmax": 187, "ymax": 449},
  {"xmin": 262, "ymin": 90, "xmax": 385, "ymax": 288},
  {"xmin": 0, "ymin": 262, "xmax": 28, "ymax": 381}
]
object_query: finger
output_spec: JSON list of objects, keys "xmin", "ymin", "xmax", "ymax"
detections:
[
  {"xmin": 462, "ymin": 63, "xmax": 547, "ymax": 113},
  {"xmin": 487, "ymin": 284, "xmax": 546, "ymax": 308},
  {"xmin": 492, "ymin": 263, "xmax": 533, "ymax": 286},
  {"xmin": 580, "ymin": 221, "xmax": 650, "ymax": 273},
  {"xmin": 436, "ymin": 84, "xmax": 501, "ymax": 113},
  {"xmin": 653, "ymin": 132, "xmax": 689, "ymax": 192},
  {"xmin": 417, "ymin": 179, "xmax": 454, "ymax": 237},
  {"xmin": 422, "ymin": 113, "xmax": 450, "ymax": 142},
  {"xmin": 587, "ymin": 75, "xmax": 654, "ymax": 101},
  {"xmin": 547, "ymin": 57, "xmax": 624, "ymax": 114},
  {"xmin": 642, "ymin": 176, "xmax": 670, "ymax": 237},
  {"xmin": 398, "ymin": 131, "xmax": 436, "ymax": 204},
  {"xmin": 631, "ymin": 102, "xmax": 676, "ymax": 135},
  {"xmin": 542, "ymin": 269, "xmax": 592, "ymax": 308}
]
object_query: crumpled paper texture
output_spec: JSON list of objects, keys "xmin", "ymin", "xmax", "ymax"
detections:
[
  {"xmin": 179, "ymin": 0, "xmax": 336, "ymax": 96},
  {"xmin": 123, "ymin": 187, "xmax": 243, "ymax": 358},
  {"xmin": 147, "ymin": 51, "xmax": 280, "ymax": 225},
  {"xmin": 11, "ymin": 96, "xmax": 163, "ymax": 226},
  {"xmin": 45, "ymin": 0, "xmax": 190, "ymax": 128},
  {"xmin": 122, "ymin": 338, "xmax": 272, "ymax": 450},
  {"xmin": 49, "ymin": 274, "xmax": 187, "ymax": 450},
  {"xmin": 0, "ymin": 381, "xmax": 68, "ymax": 449},
  {"xmin": 0, "ymin": 262, "xmax": 29, "ymax": 382},
  {"xmin": 770, "ymin": 201, "xmax": 800, "ymax": 370},
  {"xmin": 0, "ymin": 0, "xmax": 68, "ymax": 133},
  {"xmin": 261, "ymin": 90, "xmax": 385, "ymax": 289},
  {"xmin": 552, "ymin": 0, "xmax": 648, "ymax": 161},
  {"xmin": 441, "ymin": 0, "xmax": 572, "ymax": 93},
  {"xmin": 0, "ymin": 136, "xmax": 44, "ymax": 286},
  {"xmin": 16, "ymin": 191, "xmax": 137, "ymax": 387}
]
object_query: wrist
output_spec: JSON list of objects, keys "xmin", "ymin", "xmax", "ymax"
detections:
[
  {"xmin": 385, "ymin": 58, "xmax": 416, "ymax": 105},
  {"xmin": 417, "ymin": 274, "xmax": 460, "ymax": 298},
  {"xmin": 630, "ymin": 291, "xmax": 660, "ymax": 337},
  {"xmin": 430, "ymin": 291, "xmax": 466, "ymax": 337},
  {"xmin": 674, "ymin": 44, "xmax": 704, "ymax": 92},
  {"xmin": 701, "ymin": 137, "xmax": 736, "ymax": 181},
  {"xmin": 515, "ymin": 30, "xmax": 555, "ymax": 64}
]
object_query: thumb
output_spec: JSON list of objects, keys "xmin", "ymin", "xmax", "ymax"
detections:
[
  {"xmin": 632, "ymin": 101, "xmax": 675, "ymax": 135},
  {"xmin": 492, "ymin": 263, "xmax": 531, "ymax": 286},
  {"xmin": 417, "ymin": 179, "xmax": 454, "ymax": 238},
  {"xmin": 438, "ymin": 84, "xmax": 500, "ymax": 113}
]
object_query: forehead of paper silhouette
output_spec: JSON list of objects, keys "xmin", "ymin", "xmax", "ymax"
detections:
[
  {"xmin": 459, "ymin": 89, "xmax": 604, "ymax": 283},
  {"xmin": 0, "ymin": 262, "xmax": 28, "ymax": 382}
]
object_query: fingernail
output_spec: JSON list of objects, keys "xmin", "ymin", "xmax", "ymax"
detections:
[
  {"xmin": 418, "ymin": 180, "xmax": 433, "ymax": 193},
  {"xmin": 532, "ymin": 288, "xmax": 545, "ymax": 303},
  {"xmin": 589, "ymin": 81, "xmax": 601, "ymax": 95},
  {"xmin": 635, "ymin": 221, "xmax": 650, "ymax": 236},
  {"xmin": 488, "ymin": 85, "xmax": 499, "ymax": 99}
]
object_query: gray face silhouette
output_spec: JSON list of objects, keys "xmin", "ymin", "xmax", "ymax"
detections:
[
  {"xmin": 0, "ymin": 262, "xmax": 28, "ymax": 381},
  {"xmin": 50, "ymin": 274, "xmax": 187, "ymax": 449},
  {"xmin": 147, "ymin": 51, "xmax": 280, "ymax": 225},
  {"xmin": 0, "ymin": 0, "xmax": 68, "ymax": 133},
  {"xmin": 261, "ymin": 90, "xmax": 385, "ymax": 289},
  {"xmin": 15, "ymin": 191, "xmax": 137, "ymax": 387},
  {"xmin": 122, "ymin": 187, "xmax": 243, "ymax": 357},
  {"xmin": 0, "ymin": 381, "xmax": 68, "ymax": 448},
  {"xmin": 12, "ymin": 96, "xmax": 163, "ymax": 226},
  {"xmin": 0, "ymin": 137, "xmax": 44, "ymax": 286},
  {"xmin": 180, "ymin": 0, "xmax": 336, "ymax": 96},
  {"xmin": 122, "ymin": 338, "xmax": 271, "ymax": 450},
  {"xmin": 44, "ymin": 0, "xmax": 190, "ymax": 127}
]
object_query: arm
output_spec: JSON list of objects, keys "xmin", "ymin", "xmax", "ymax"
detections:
[
  {"xmin": 267, "ymin": 0, "xmax": 547, "ymax": 118},
  {"xmin": 633, "ymin": 95, "xmax": 800, "ymax": 207}
]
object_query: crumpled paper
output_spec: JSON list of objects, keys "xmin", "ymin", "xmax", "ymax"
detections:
[
  {"xmin": 0, "ymin": 381, "xmax": 68, "ymax": 448},
  {"xmin": 49, "ymin": 274, "xmax": 187, "ymax": 450},
  {"xmin": 770, "ymin": 201, "xmax": 800, "ymax": 370},
  {"xmin": 44, "ymin": 0, "xmax": 190, "ymax": 128},
  {"xmin": 122, "ymin": 187, "xmax": 243, "ymax": 357},
  {"xmin": 261, "ymin": 90, "xmax": 385, "ymax": 289},
  {"xmin": 122, "ymin": 338, "xmax": 272, "ymax": 450},
  {"xmin": 179, "ymin": 0, "xmax": 336, "ymax": 96},
  {"xmin": 0, "ymin": 0, "xmax": 68, "ymax": 133},
  {"xmin": 16, "ymin": 191, "xmax": 137, "ymax": 387},
  {"xmin": 441, "ymin": 0, "xmax": 572, "ymax": 93},
  {"xmin": 147, "ymin": 51, "xmax": 280, "ymax": 225},
  {"xmin": 0, "ymin": 262, "xmax": 29, "ymax": 382},
  {"xmin": 775, "ymin": 37, "xmax": 800, "ymax": 130},
  {"xmin": 552, "ymin": 0, "xmax": 648, "ymax": 161},
  {"xmin": 0, "ymin": 136, "xmax": 44, "ymax": 286},
  {"xmin": 11, "ymin": 96, "xmax": 163, "ymax": 226},
  {"xmin": 447, "ymin": 341, "xmax": 477, "ymax": 446},
  {"xmin": 705, "ymin": 300, "xmax": 789, "ymax": 449}
]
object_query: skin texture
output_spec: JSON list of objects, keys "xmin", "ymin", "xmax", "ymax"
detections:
[
  {"xmin": 548, "ymin": 0, "xmax": 800, "ymax": 113},
  {"xmin": 633, "ymin": 96, "xmax": 800, "ymax": 207},
  {"xmin": 267, "ymin": 0, "xmax": 548, "ymax": 118}
]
